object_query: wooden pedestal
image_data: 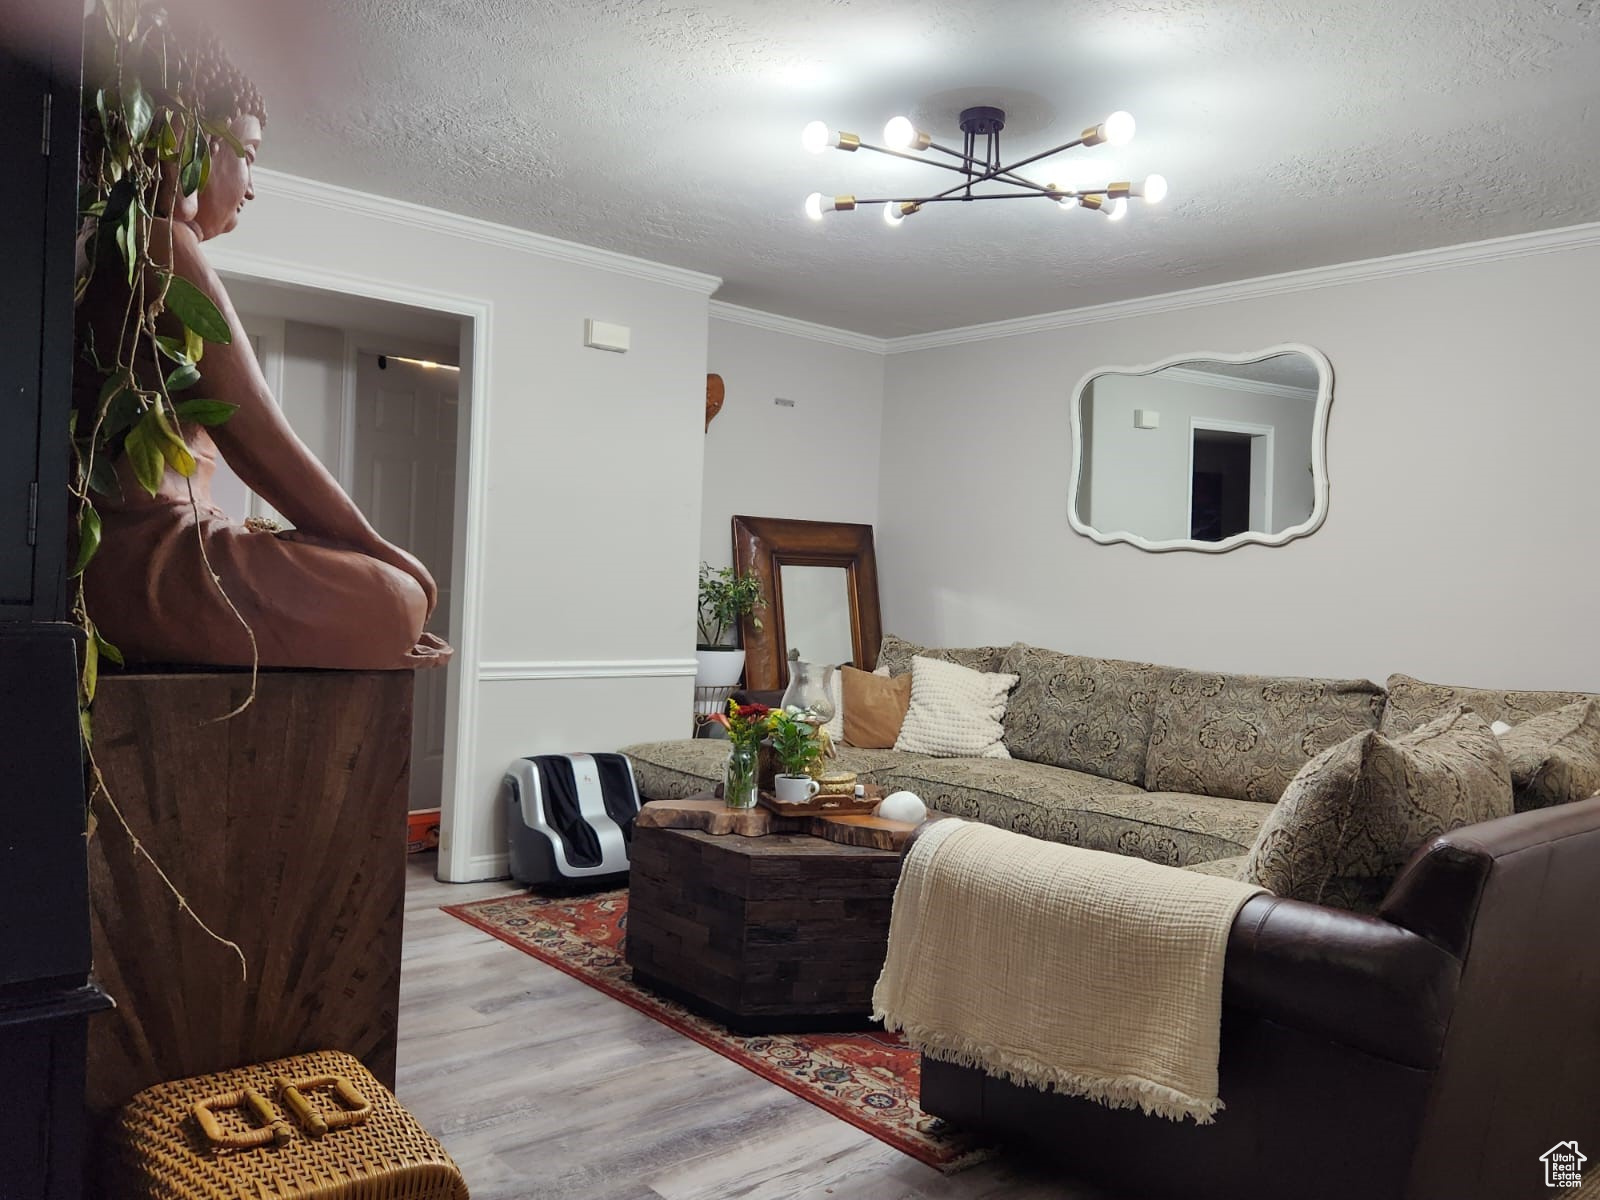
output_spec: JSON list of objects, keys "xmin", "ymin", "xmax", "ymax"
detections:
[{"xmin": 86, "ymin": 669, "xmax": 412, "ymax": 1120}]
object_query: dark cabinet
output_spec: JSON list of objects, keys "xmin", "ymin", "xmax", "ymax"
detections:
[{"xmin": 0, "ymin": 17, "xmax": 110, "ymax": 1200}]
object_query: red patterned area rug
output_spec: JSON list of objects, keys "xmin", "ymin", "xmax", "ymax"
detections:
[{"xmin": 442, "ymin": 890, "xmax": 993, "ymax": 1173}]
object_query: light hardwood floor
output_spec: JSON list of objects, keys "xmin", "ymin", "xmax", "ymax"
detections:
[{"xmin": 397, "ymin": 856, "xmax": 1113, "ymax": 1200}]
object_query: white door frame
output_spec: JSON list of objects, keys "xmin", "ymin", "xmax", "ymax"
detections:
[
  {"xmin": 1187, "ymin": 417, "xmax": 1275, "ymax": 539},
  {"xmin": 209, "ymin": 246, "xmax": 491, "ymax": 885}
]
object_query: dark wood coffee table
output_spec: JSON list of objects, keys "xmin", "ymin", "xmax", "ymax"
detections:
[{"xmin": 625, "ymin": 809, "xmax": 906, "ymax": 1033}]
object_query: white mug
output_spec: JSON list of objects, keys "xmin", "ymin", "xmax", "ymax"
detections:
[{"xmin": 774, "ymin": 774, "xmax": 821, "ymax": 804}]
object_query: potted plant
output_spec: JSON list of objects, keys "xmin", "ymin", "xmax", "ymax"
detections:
[
  {"xmin": 767, "ymin": 709, "xmax": 823, "ymax": 805},
  {"xmin": 695, "ymin": 562, "xmax": 764, "ymax": 689}
]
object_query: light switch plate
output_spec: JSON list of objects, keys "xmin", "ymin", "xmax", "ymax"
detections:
[{"xmin": 584, "ymin": 319, "xmax": 630, "ymax": 353}]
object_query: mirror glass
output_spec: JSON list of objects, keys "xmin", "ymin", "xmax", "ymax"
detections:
[
  {"xmin": 778, "ymin": 564, "xmax": 854, "ymax": 666},
  {"xmin": 1069, "ymin": 346, "xmax": 1332, "ymax": 552}
]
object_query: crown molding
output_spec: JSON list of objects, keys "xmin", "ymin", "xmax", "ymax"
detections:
[
  {"xmin": 1156, "ymin": 366, "xmax": 1317, "ymax": 401},
  {"xmin": 707, "ymin": 300, "xmax": 891, "ymax": 354},
  {"xmin": 882, "ymin": 220, "xmax": 1600, "ymax": 354},
  {"xmin": 254, "ymin": 168, "xmax": 722, "ymax": 296}
]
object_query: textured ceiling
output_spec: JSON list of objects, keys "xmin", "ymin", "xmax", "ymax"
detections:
[{"xmin": 190, "ymin": 0, "xmax": 1600, "ymax": 337}]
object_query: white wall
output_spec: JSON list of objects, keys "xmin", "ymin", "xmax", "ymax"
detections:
[
  {"xmin": 1084, "ymin": 372, "xmax": 1317, "ymax": 540},
  {"xmin": 700, "ymin": 314, "xmax": 885, "ymax": 568},
  {"xmin": 877, "ymin": 243, "xmax": 1600, "ymax": 692},
  {"xmin": 212, "ymin": 171, "xmax": 716, "ymax": 881}
]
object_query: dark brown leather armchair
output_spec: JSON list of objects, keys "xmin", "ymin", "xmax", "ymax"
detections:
[{"xmin": 919, "ymin": 797, "xmax": 1600, "ymax": 1200}]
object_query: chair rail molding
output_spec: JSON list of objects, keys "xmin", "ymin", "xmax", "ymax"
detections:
[{"xmin": 478, "ymin": 658, "xmax": 699, "ymax": 681}]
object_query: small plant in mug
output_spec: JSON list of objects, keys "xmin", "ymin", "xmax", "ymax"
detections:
[{"xmin": 766, "ymin": 709, "xmax": 821, "ymax": 777}]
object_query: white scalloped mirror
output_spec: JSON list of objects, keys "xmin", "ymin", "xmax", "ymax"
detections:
[{"xmin": 1068, "ymin": 344, "xmax": 1333, "ymax": 553}]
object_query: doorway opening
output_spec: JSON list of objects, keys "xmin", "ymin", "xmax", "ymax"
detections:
[
  {"xmin": 214, "ymin": 270, "xmax": 480, "ymax": 873},
  {"xmin": 1189, "ymin": 419, "xmax": 1274, "ymax": 542}
]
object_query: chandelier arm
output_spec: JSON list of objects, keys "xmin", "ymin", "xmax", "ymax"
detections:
[
  {"xmin": 856, "ymin": 142, "xmax": 996, "ymax": 180},
  {"xmin": 991, "ymin": 138, "xmax": 1089, "ymax": 179},
  {"xmin": 855, "ymin": 192, "xmax": 1064, "ymax": 205}
]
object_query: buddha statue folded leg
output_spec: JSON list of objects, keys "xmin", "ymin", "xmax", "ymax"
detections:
[{"xmin": 85, "ymin": 504, "xmax": 445, "ymax": 671}]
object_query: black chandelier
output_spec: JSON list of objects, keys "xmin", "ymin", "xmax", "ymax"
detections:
[{"xmin": 801, "ymin": 106, "xmax": 1167, "ymax": 226}]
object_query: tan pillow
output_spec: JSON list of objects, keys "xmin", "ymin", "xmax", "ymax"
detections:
[
  {"xmin": 1498, "ymin": 699, "xmax": 1600, "ymax": 811},
  {"xmin": 1245, "ymin": 707, "xmax": 1512, "ymax": 913},
  {"xmin": 841, "ymin": 667, "xmax": 912, "ymax": 749}
]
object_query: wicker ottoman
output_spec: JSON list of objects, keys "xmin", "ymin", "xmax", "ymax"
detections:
[{"xmin": 104, "ymin": 1049, "xmax": 467, "ymax": 1199}]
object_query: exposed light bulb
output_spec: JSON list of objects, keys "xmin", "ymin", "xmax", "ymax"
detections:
[
  {"xmin": 1049, "ymin": 183, "xmax": 1078, "ymax": 210},
  {"xmin": 883, "ymin": 202, "xmax": 904, "ymax": 227},
  {"xmin": 1141, "ymin": 173, "xmax": 1169, "ymax": 204},
  {"xmin": 883, "ymin": 115, "xmax": 916, "ymax": 149},
  {"xmin": 804, "ymin": 192, "xmax": 824, "ymax": 221},
  {"xmin": 1103, "ymin": 111, "xmax": 1136, "ymax": 146},
  {"xmin": 1106, "ymin": 197, "xmax": 1129, "ymax": 221},
  {"xmin": 801, "ymin": 121, "xmax": 831, "ymax": 154}
]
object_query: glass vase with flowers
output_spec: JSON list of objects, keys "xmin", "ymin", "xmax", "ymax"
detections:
[{"xmin": 710, "ymin": 700, "xmax": 771, "ymax": 810}]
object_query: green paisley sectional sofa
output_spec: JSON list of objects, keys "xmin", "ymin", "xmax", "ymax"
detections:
[{"xmin": 621, "ymin": 634, "xmax": 1595, "ymax": 875}]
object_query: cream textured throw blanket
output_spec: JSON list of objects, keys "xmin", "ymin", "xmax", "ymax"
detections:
[{"xmin": 872, "ymin": 819, "xmax": 1265, "ymax": 1124}]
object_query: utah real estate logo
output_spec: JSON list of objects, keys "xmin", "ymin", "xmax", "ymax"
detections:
[{"xmin": 1542, "ymin": 1141, "xmax": 1586, "ymax": 1189}]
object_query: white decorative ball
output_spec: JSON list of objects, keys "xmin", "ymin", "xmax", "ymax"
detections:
[{"xmin": 877, "ymin": 790, "xmax": 927, "ymax": 824}]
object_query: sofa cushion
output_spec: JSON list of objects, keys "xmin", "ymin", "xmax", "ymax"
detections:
[
  {"xmin": 1183, "ymin": 855, "xmax": 1249, "ymax": 880},
  {"xmin": 1498, "ymin": 699, "xmax": 1600, "ymax": 812},
  {"xmin": 841, "ymin": 665, "xmax": 911, "ymax": 748},
  {"xmin": 1144, "ymin": 669, "xmax": 1386, "ymax": 804},
  {"xmin": 874, "ymin": 632, "xmax": 1008, "ymax": 678},
  {"xmin": 1379, "ymin": 672, "xmax": 1595, "ymax": 736},
  {"xmin": 894, "ymin": 656, "xmax": 1018, "ymax": 759},
  {"xmin": 873, "ymin": 756, "xmax": 1272, "ymax": 867},
  {"xmin": 621, "ymin": 739, "xmax": 930, "ymax": 801},
  {"xmin": 1244, "ymin": 708, "xmax": 1513, "ymax": 913},
  {"xmin": 999, "ymin": 643, "xmax": 1164, "ymax": 787}
]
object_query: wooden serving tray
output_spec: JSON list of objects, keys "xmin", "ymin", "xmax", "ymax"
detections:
[{"xmin": 758, "ymin": 783, "xmax": 885, "ymax": 817}]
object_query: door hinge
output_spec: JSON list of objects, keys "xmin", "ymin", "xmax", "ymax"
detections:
[
  {"xmin": 41, "ymin": 92, "xmax": 51, "ymax": 157},
  {"xmin": 27, "ymin": 482, "xmax": 39, "ymax": 546}
]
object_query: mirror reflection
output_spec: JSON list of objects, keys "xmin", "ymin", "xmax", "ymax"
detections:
[
  {"xmin": 1070, "ymin": 347, "xmax": 1331, "ymax": 552},
  {"xmin": 778, "ymin": 563, "xmax": 854, "ymax": 666}
]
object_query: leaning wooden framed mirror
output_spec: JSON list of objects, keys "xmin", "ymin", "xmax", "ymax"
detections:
[{"xmin": 731, "ymin": 516, "xmax": 883, "ymax": 691}]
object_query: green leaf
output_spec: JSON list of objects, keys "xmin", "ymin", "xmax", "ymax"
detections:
[
  {"xmin": 79, "ymin": 707, "xmax": 93, "ymax": 747},
  {"xmin": 165, "ymin": 362, "xmax": 201, "ymax": 392},
  {"xmin": 95, "ymin": 88, "xmax": 110, "ymax": 137},
  {"xmin": 81, "ymin": 626, "xmax": 99, "ymax": 706},
  {"xmin": 175, "ymin": 398, "xmax": 238, "ymax": 426},
  {"xmin": 118, "ymin": 203, "xmax": 139, "ymax": 286},
  {"xmin": 71, "ymin": 503, "xmax": 102, "ymax": 577},
  {"xmin": 123, "ymin": 413, "xmax": 166, "ymax": 496},
  {"xmin": 101, "ymin": 388, "xmax": 142, "ymax": 441},
  {"xmin": 122, "ymin": 79, "xmax": 153, "ymax": 145},
  {"xmin": 156, "ymin": 115, "xmax": 179, "ymax": 161},
  {"xmin": 146, "ymin": 407, "xmax": 195, "ymax": 477},
  {"xmin": 86, "ymin": 455, "xmax": 121, "ymax": 498},
  {"xmin": 154, "ymin": 334, "xmax": 190, "ymax": 364},
  {"xmin": 203, "ymin": 117, "xmax": 245, "ymax": 158},
  {"xmin": 95, "ymin": 630, "xmax": 124, "ymax": 667},
  {"xmin": 184, "ymin": 325, "xmax": 206, "ymax": 364},
  {"xmin": 179, "ymin": 124, "xmax": 204, "ymax": 196},
  {"xmin": 163, "ymin": 274, "xmax": 232, "ymax": 344}
]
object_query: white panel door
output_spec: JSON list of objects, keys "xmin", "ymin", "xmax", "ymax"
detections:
[{"xmin": 352, "ymin": 352, "xmax": 459, "ymax": 811}]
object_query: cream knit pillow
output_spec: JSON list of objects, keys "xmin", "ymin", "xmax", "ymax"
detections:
[{"xmin": 894, "ymin": 655, "xmax": 1019, "ymax": 759}]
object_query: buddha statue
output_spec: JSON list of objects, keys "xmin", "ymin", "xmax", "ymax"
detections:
[{"xmin": 75, "ymin": 21, "xmax": 450, "ymax": 671}]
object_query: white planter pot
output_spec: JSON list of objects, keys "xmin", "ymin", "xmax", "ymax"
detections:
[{"xmin": 695, "ymin": 648, "xmax": 746, "ymax": 690}]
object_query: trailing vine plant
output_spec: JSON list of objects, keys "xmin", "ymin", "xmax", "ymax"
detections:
[{"xmin": 73, "ymin": 0, "xmax": 254, "ymax": 974}]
